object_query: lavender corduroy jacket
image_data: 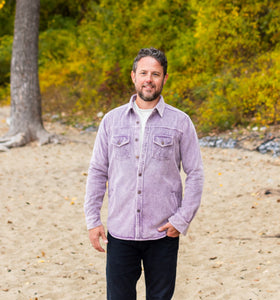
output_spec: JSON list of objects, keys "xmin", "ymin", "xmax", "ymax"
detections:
[{"xmin": 84, "ymin": 95, "xmax": 204, "ymax": 240}]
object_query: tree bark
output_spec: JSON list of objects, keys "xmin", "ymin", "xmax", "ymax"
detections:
[{"xmin": 0, "ymin": 0, "xmax": 53, "ymax": 150}]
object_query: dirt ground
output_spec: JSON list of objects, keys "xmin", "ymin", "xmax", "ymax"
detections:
[{"xmin": 1, "ymin": 106, "xmax": 280, "ymax": 299}]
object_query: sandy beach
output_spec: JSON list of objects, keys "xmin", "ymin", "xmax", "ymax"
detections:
[{"xmin": 1, "ymin": 106, "xmax": 280, "ymax": 300}]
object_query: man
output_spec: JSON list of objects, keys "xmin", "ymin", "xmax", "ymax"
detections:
[{"xmin": 84, "ymin": 47, "xmax": 204, "ymax": 300}]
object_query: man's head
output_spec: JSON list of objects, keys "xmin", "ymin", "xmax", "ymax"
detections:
[
  {"xmin": 132, "ymin": 47, "xmax": 168, "ymax": 76},
  {"xmin": 131, "ymin": 48, "xmax": 168, "ymax": 104}
]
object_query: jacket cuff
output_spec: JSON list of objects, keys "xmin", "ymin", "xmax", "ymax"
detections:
[{"xmin": 168, "ymin": 215, "xmax": 189, "ymax": 235}]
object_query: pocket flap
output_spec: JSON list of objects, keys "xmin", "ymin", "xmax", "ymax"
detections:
[
  {"xmin": 153, "ymin": 135, "xmax": 173, "ymax": 147},
  {"xmin": 112, "ymin": 136, "xmax": 130, "ymax": 147}
]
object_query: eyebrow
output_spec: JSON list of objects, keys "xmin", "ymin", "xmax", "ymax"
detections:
[{"xmin": 138, "ymin": 69, "xmax": 161, "ymax": 74}]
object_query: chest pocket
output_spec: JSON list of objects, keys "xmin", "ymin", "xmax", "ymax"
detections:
[
  {"xmin": 152, "ymin": 135, "xmax": 174, "ymax": 161},
  {"xmin": 111, "ymin": 135, "xmax": 130, "ymax": 160}
]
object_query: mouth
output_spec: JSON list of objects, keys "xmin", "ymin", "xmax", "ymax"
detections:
[{"xmin": 143, "ymin": 84, "xmax": 154, "ymax": 90}]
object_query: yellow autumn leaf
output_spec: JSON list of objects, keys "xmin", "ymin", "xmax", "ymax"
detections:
[{"xmin": 38, "ymin": 260, "xmax": 45, "ymax": 263}]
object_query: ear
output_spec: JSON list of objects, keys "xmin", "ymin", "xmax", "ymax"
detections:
[
  {"xmin": 163, "ymin": 73, "xmax": 169, "ymax": 85},
  {"xmin": 131, "ymin": 70, "xmax": 135, "ymax": 84}
]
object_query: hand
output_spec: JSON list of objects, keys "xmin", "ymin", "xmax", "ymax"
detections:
[
  {"xmin": 88, "ymin": 225, "xmax": 108, "ymax": 252},
  {"xmin": 158, "ymin": 222, "xmax": 180, "ymax": 238}
]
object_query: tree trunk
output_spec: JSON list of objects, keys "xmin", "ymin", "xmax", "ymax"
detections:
[{"xmin": 0, "ymin": 0, "xmax": 53, "ymax": 150}]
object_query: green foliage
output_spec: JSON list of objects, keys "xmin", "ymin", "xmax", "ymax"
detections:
[
  {"xmin": 0, "ymin": 34, "xmax": 12, "ymax": 85},
  {"xmin": 67, "ymin": 0, "xmax": 196, "ymax": 116},
  {"xmin": 166, "ymin": 0, "xmax": 280, "ymax": 132},
  {"xmin": 39, "ymin": 29, "xmax": 77, "ymax": 64},
  {"xmin": 0, "ymin": 0, "xmax": 15, "ymax": 36},
  {"xmin": 39, "ymin": 0, "xmax": 91, "ymax": 30},
  {"xmin": 1, "ymin": 0, "xmax": 280, "ymax": 132}
]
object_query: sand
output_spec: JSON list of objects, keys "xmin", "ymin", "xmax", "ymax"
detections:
[{"xmin": 1, "ymin": 106, "xmax": 280, "ymax": 300}]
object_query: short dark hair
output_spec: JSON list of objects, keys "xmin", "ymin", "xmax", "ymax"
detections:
[{"xmin": 132, "ymin": 47, "xmax": 168, "ymax": 76}]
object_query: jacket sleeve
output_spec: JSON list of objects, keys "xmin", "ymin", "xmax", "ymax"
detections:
[
  {"xmin": 84, "ymin": 116, "xmax": 109, "ymax": 230},
  {"xmin": 168, "ymin": 115, "xmax": 204, "ymax": 235}
]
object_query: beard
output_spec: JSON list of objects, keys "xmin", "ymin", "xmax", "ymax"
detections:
[
  {"xmin": 138, "ymin": 89, "xmax": 161, "ymax": 102},
  {"xmin": 135, "ymin": 81, "xmax": 164, "ymax": 102}
]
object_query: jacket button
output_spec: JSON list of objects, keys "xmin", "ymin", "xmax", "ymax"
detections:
[
  {"xmin": 138, "ymin": 173, "xmax": 142, "ymax": 176},
  {"xmin": 138, "ymin": 190, "xmax": 141, "ymax": 194}
]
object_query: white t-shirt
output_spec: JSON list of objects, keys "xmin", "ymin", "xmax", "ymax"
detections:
[{"xmin": 133, "ymin": 101, "xmax": 153, "ymax": 147}]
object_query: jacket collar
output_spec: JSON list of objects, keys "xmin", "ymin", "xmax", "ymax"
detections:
[{"xmin": 126, "ymin": 94, "xmax": 165, "ymax": 117}]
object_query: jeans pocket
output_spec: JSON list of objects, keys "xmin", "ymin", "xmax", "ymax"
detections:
[{"xmin": 165, "ymin": 236, "xmax": 180, "ymax": 243}]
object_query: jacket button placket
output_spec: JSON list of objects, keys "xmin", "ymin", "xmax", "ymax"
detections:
[
  {"xmin": 136, "ymin": 125, "xmax": 150, "ymax": 239},
  {"xmin": 134, "ymin": 116, "xmax": 142, "ymax": 239}
]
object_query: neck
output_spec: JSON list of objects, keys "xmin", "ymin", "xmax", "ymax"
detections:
[{"xmin": 135, "ymin": 96, "xmax": 160, "ymax": 109}]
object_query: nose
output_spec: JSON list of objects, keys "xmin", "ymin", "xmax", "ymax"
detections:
[{"xmin": 145, "ymin": 73, "xmax": 152, "ymax": 82}]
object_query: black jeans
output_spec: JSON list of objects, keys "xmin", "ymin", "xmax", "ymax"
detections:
[{"xmin": 106, "ymin": 233, "xmax": 179, "ymax": 300}]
